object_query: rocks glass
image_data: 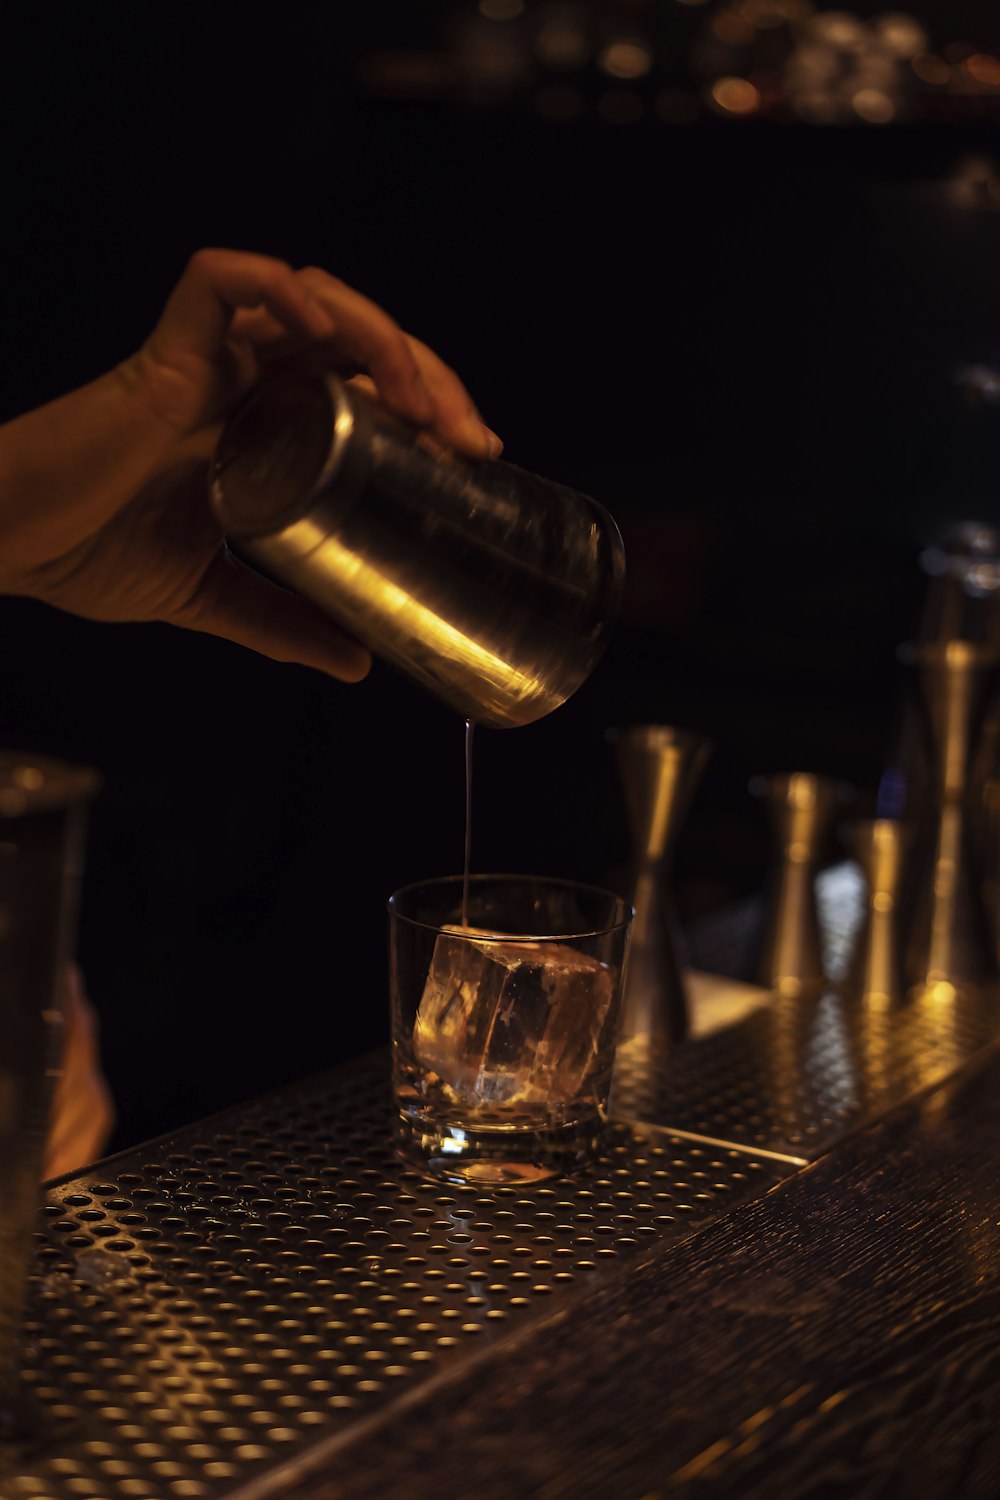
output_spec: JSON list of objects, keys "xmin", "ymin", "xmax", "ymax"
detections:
[{"xmin": 389, "ymin": 875, "xmax": 632, "ymax": 1185}]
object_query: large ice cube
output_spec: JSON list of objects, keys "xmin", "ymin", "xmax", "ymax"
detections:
[{"xmin": 414, "ymin": 925, "xmax": 616, "ymax": 1109}]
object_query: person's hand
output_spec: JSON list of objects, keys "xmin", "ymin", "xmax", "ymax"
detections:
[
  {"xmin": 0, "ymin": 250, "xmax": 502, "ymax": 679},
  {"xmin": 43, "ymin": 964, "xmax": 115, "ymax": 1181}
]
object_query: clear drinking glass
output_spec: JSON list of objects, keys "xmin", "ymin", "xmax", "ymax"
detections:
[{"xmin": 389, "ymin": 874, "xmax": 632, "ymax": 1185}]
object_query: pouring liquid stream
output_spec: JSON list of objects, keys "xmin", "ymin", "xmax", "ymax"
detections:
[{"xmin": 462, "ymin": 717, "xmax": 475, "ymax": 929}]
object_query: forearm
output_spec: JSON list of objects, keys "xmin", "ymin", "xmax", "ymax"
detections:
[{"xmin": 0, "ymin": 367, "xmax": 183, "ymax": 584}]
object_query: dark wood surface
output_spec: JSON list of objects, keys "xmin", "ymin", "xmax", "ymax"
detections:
[{"xmin": 264, "ymin": 1043, "xmax": 1000, "ymax": 1500}]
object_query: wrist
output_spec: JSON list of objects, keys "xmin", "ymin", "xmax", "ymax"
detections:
[
  {"xmin": 0, "ymin": 368, "xmax": 185, "ymax": 578},
  {"xmin": 114, "ymin": 345, "xmax": 209, "ymax": 438}
]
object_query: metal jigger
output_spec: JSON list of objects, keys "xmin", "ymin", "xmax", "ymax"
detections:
[
  {"xmin": 907, "ymin": 524, "xmax": 1000, "ymax": 944},
  {"xmin": 752, "ymin": 773, "xmax": 848, "ymax": 998},
  {"xmin": 900, "ymin": 640, "xmax": 998, "ymax": 993},
  {"xmin": 841, "ymin": 819, "xmax": 911, "ymax": 1009},
  {"xmin": 610, "ymin": 726, "xmax": 712, "ymax": 1044}
]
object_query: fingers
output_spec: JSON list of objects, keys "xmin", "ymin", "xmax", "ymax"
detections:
[
  {"xmin": 176, "ymin": 547, "xmax": 373, "ymax": 682},
  {"xmin": 44, "ymin": 1080, "xmax": 114, "ymax": 1181},
  {"xmin": 346, "ymin": 376, "xmax": 459, "ymax": 464},
  {"xmin": 296, "ymin": 268, "xmax": 502, "ymax": 460},
  {"xmin": 233, "ymin": 304, "xmax": 503, "ymax": 461},
  {"xmin": 402, "ymin": 333, "xmax": 504, "ymax": 460},
  {"xmin": 235, "ymin": 314, "xmax": 504, "ymax": 462},
  {"xmin": 131, "ymin": 250, "xmax": 341, "ymax": 433},
  {"xmin": 296, "ymin": 267, "xmax": 436, "ymax": 428},
  {"xmin": 43, "ymin": 965, "xmax": 115, "ymax": 1181},
  {"xmin": 149, "ymin": 249, "xmax": 336, "ymax": 369},
  {"xmin": 142, "ymin": 250, "xmax": 502, "ymax": 461}
]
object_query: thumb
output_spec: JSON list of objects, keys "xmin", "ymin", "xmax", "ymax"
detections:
[{"xmin": 179, "ymin": 548, "xmax": 372, "ymax": 681}]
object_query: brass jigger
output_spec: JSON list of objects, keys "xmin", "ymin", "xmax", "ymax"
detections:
[
  {"xmin": 751, "ymin": 773, "xmax": 849, "ymax": 998},
  {"xmin": 899, "ymin": 640, "xmax": 999, "ymax": 992},
  {"xmin": 609, "ymin": 726, "xmax": 713, "ymax": 1044},
  {"xmin": 841, "ymin": 819, "xmax": 911, "ymax": 1009}
]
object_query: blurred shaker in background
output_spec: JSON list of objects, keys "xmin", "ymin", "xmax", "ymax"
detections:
[
  {"xmin": 842, "ymin": 819, "xmax": 911, "ymax": 1009},
  {"xmin": 610, "ymin": 726, "xmax": 712, "ymax": 1045},
  {"xmin": 752, "ymin": 773, "xmax": 849, "ymax": 998},
  {"xmin": 899, "ymin": 640, "xmax": 998, "ymax": 993},
  {"xmin": 0, "ymin": 756, "xmax": 98, "ymax": 1421},
  {"xmin": 902, "ymin": 524, "xmax": 1000, "ymax": 953}
]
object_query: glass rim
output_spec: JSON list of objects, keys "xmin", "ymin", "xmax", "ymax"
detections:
[{"xmin": 387, "ymin": 872, "xmax": 633, "ymax": 943}]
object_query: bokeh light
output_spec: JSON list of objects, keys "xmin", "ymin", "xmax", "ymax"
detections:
[
  {"xmin": 535, "ymin": 17, "xmax": 590, "ymax": 69},
  {"xmin": 875, "ymin": 13, "xmax": 928, "ymax": 60},
  {"xmin": 711, "ymin": 76, "xmax": 761, "ymax": 113},
  {"xmin": 911, "ymin": 54, "xmax": 951, "ymax": 86},
  {"xmin": 951, "ymin": 155, "xmax": 1000, "ymax": 210},
  {"xmin": 363, "ymin": 3, "xmax": 1000, "ymax": 126},
  {"xmin": 808, "ymin": 11, "xmax": 867, "ymax": 51},
  {"xmin": 852, "ymin": 87, "xmax": 895, "ymax": 123},
  {"xmin": 598, "ymin": 39, "xmax": 654, "ymax": 80},
  {"xmin": 965, "ymin": 54, "xmax": 1000, "ymax": 87}
]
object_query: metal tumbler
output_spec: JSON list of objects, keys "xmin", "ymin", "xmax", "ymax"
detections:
[
  {"xmin": 210, "ymin": 369, "xmax": 625, "ymax": 728},
  {"xmin": 0, "ymin": 754, "xmax": 98, "ymax": 1420}
]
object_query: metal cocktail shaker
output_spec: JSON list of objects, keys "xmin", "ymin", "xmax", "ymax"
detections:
[
  {"xmin": 210, "ymin": 369, "xmax": 625, "ymax": 728},
  {"xmin": 0, "ymin": 754, "xmax": 98, "ymax": 1419}
]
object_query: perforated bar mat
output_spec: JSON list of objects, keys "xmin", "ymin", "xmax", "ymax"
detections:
[
  {"xmin": 5, "ymin": 863, "xmax": 1000, "ymax": 1497},
  {"xmin": 610, "ymin": 985, "xmax": 1000, "ymax": 1162},
  {"xmin": 612, "ymin": 863, "xmax": 1000, "ymax": 1161},
  {"xmin": 2, "ymin": 1059, "xmax": 786, "ymax": 1498}
]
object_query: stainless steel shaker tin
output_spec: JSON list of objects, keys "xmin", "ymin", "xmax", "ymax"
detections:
[
  {"xmin": 210, "ymin": 369, "xmax": 624, "ymax": 728},
  {"xmin": 0, "ymin": 754, "xmax": 99, "ymax": 1412}
]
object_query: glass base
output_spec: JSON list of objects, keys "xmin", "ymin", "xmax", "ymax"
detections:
[{"xmin": 395, "ymin": 1109, "xmax": 603, "ymax": 1186}]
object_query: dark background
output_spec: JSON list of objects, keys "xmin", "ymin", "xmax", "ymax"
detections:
[{"xmin": 2, "ymin": 2, "xmax": 999, "ymax": 1150}]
